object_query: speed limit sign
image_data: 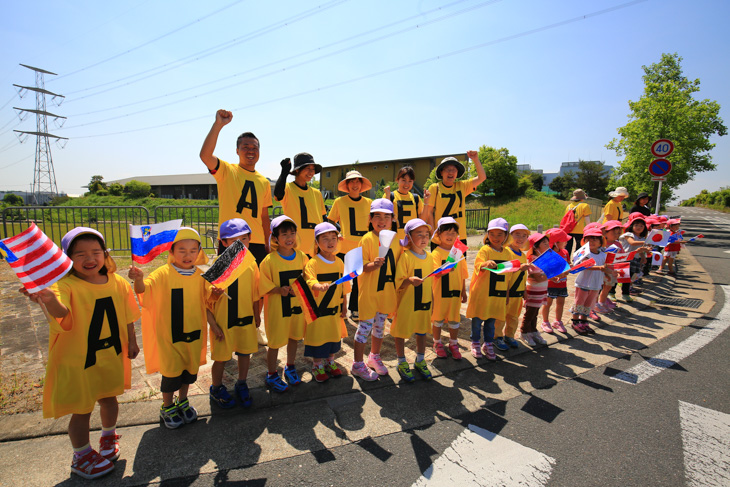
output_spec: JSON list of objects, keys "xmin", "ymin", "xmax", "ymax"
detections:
[{"xmin": 651, "ymin": 139, "xmax": 674, "ymax": 158}]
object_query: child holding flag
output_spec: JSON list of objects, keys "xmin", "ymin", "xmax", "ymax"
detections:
[
  {"xmin": 206, "ymin": 219, "xmax": 260, "ymax": 408},
  {"xmin": 128, "ymin": 228, "xmax": 213, "ymax": 429},
  {"xmin": 519, "ymin": 233, "xmax": 550, "ymax": 346},
  {"xmin": 570, "ymin": 227, "xmax": 611, "ymax": 333},
  {"xmin": 540, "ymin": 228, "xmax": 571, "ymax": 334},
  {"xmin": 302, "ymin": 222, "xmax": 349, "ymax": 382},
  {"xmin": 595, "ymin": 220, "xmax": 624, "ymax": 313},
  {"xmin": 351, "ymin": 199, "xmax": 402, "ymax": 381},
  {"xmin": 391, "ymin": 219, "xmax": 435, "ymax": 381},
  {"xmin": 19, "ymin": 228, "xmax": 140, "ymax": 479},
  {"xmin": 327, "ymin": 170, "xmax": 372, "ymax": 320},
  {"xmin": 259, "ymin": 216, "xmax": 310, "ymax": 392},
  {"xmin": 618, "ymin": 213, "xmax": 651, "ymax": 302},
  {"xmin": 659, "ymin": 219, "xmax": 682, "ymax": 275},
  {"xmin": 430, "ymin": 217, "xmax": 468, "ymax": 360},
  {"xmin": 494, "ymin": 224, "xmax": 532, "ymax": 350},
  {"xmin": 466, "ymin": 218, "xmax": 513, "ymax": 360}
]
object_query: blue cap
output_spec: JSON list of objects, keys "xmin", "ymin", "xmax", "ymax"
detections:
[{"xmin": 220, "ymin": 218, "xmax": 251, "ymax": 239}]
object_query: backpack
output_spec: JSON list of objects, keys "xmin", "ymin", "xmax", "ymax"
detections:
[{"xmin": 559, "ymin": 205, "xmax": 578, "ymax": 234}]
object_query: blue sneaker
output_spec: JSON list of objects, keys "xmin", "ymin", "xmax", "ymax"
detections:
[
  {"xmin": 504, "ymin": 336, "xmax": 519, "ymax": 349},
  {"xmin": 234, "ymin": 381, "xmax": 252, "ymax": 408},
  {"xmin": 265, "ymin": 373, "xmax": 288, "ymax": 392},
  {"xmin": 175, "ymin": 397, "xmax": 198, "ymax": 423},
  {"xmin": 284, "ymin": 366, "xmax": 301, "ymax": 385},
  {"xmin": 209, "ymin": 385, "xmax": 236, "ymax": 409},
  {"xmin": 493, "ymin": 337, "xmax": 510, "ymax": 351}
]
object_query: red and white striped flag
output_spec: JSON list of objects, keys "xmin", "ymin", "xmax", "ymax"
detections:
[{"xmin": 1, "ymin": 223, "xmax": 73, "ymax": 293}]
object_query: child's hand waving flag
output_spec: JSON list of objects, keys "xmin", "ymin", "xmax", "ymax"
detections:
[
  {"xmin": 532, "ymin": 249, "xmax": 571, "ymax": 279},
  {"xmin": 430, "ymin": 240, "xmax": 469, "ymax": 278},
  {"xmin": 569, "ymin": 258, "xmax": 596, "ymax": 274},
  {"xmin": 332, "ymin": 248, "xmax": 363, "ymax": 286},
  {"xmin": 485, "ymin": 259, "xmax": 523, "ymax": 274}
]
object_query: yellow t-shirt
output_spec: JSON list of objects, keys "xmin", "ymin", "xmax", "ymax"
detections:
[
  {"xmin": 358, "ymin": 231, "xmax": 402, "ymax": 321},
  {"xmin": 208, "ymin": 250, "xmax": 260, "ymax": 361},
  {"xmin": 505, "ymin": 246, "xmax": 528, "ymax": 318},
  {"xmin": 466, "ymin": 245, "xmax": 513, "ymax": 321},
  {"xmin": 139, "ymin": 264, "xmax": 209, "ymax": 377},
  {"xmin": 602, "ymin": 199, "xmax": 626, "ymax": 223},
  {"xmin": 43, "ymin": 273, "xmax": 140, "ymax": 419},
  {"xmin": 258, "ymin": 250, "xmax": 309, "ymax": 349},
  {"xmin": 213, "ymin": 159, "xmax": 273, "ymax": 245},
  {"xmin": 391, "ymin": 191, "xmax": 424, "ymax": 240},
  {"xmin": 566, "ymin": 201, "xmax": 592, "ymax": 234},
  {"xmin": 280, "ymin": 182, "xmax": 326, "ymax": 255},
  {"xmin": 328, "ymin": 195, "xmax": 372, "ymax": 254},
  {"xmin": 431, "ymin": 246, "xmax": 469, "ymax": 323},
  {"xmin": 303, "ymin": 255, "xmax": 351, "ymax": 346},
  {"xmin": 427, "ymin": 180, "xmax": 475, "ymax": 240},
  {"xmin": 390, "ymin": 250, "xmax": 434, "ymax": 338}
]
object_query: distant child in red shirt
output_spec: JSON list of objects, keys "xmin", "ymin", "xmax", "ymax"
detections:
[{"xmin": 659, "ymin": 219, "xmax": 682, "ymax": 275}]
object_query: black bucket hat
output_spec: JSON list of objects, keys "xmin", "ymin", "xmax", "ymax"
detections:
[
  {"xmin": 290, "ymin": 152, "xmax": 322, "ymax": 175},
  {"xmin": 635, "ymin": 192, "xmax": 652, "ymax": 204}
]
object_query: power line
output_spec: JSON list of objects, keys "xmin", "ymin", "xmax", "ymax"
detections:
[
  {"xmin": 0, "ymin": 153, "xmax": 33, "ymax": 170},
  {"xmin": 65, "ymin": 0, "xmax": 481, "ymax": 118},
  {"xmin": 68, "ymin": 0, "xmax": 647, "ymax": 139},
  {"xmin": 63, "ymin": 0, "xmax": 352, "ymax": 101},
  {"xmin": 52, "ymin": 0, "xmax": 248, "ymax": 82}
]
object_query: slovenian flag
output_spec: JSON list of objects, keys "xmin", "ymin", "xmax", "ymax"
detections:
[
  {"xmin": 201, "ymin": 240, "xmax": 250, "ymax": 290},
  {"xmin": 485, "ymin": 259, "xmax": 523, "ymax": 274},
  {"xmin": 332, "ymin": 247, "xmax": 363, "ymax": 286},
  {"xmin": 532, "ymin": 249, "xmax": 570, "ymax": 279},
  {"xmin": 130, "ymin": 219, "xmax": 182, "ymax": 264},
  {"xmin": 291, "ymin": 274, "xmax": 319, "ymax": 324},
  {"xmin": 1, "ymin": 223, "xmax": 73, "ymax": 293},
  {"xmin": 569, "ymin": 258, "xmax": 595, "ymax": 274}
]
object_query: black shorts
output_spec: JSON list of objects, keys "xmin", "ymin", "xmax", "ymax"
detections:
[
  {"xmin": 304, "ymin": 341, "xmax": 342, "ymax": 359},
  {"xmin": 160, "ymin": 371, "xmax": 198, "ymax": 393}
]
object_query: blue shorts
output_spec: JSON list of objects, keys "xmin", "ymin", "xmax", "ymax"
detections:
[
  {"xmin": 304, "ymin": 341, "xmax": 342, "ymax": 359},
  {"xmin": 548, "ymin": 287, "xmax": 569, "ymax": 299}
]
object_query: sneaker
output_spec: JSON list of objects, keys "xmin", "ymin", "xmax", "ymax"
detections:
[
  {"xmin": 449, "ymin": 343, "xmax": 463, "ymax": 359},
  {"xmin": 265, "ymin": 373, "xmax": 289, "ymax": 392},
  {"xmin": 366, "ymin": 353, "xmax": 389, "ymax": 376},
  {"xmin": 351, "ymin": 362, "xmax": 378, "ymax": 381},
  {"xmin": 635, "ymin": 278, "xmax": 644, "ymax": 286},
  {"xmin": 629, "ymin": 286, "xmax": 642, "ymax": 295},
  {"xmin": 589, "ymin": 310, "xmax": 602, "ymax": 321},
  {"xmin": 540, "ymin": 321, "xmax": 554, "ymax": 333},
  {"xmin": 520, "ymin": 332, "xmax": 536, "ymax": 346},
  {"xmin": 175, "ymin": 397, "xmax": 198, "ymax": 424},
  {"xmin": 349, "ymin": 310, "xmax": 359, "ymax": 320},
  {"xmin": 470, "ymin": 342, "xmax": 483, "ymax": 358},
  {"xmin": 594, "ymin": 302, "xmax": 610, "ymax": 313},
  {"xmin": 493, "ymin": 337, "xmax": 509, "ymax": 351},
  {"xmin": 608, "ymin": 292, "xmax": 617, "ymax": 301},
  {"xmin": 160, "ymin": 403, "xmax": 184, "ymax": 429},
  {"xmin": 533, "ymin": 332, "xmax": 547, "ymax": 345},
  {"xmin": 413, "ymin": 360, "xmax": 433, "ymax": 380},
  {"xmin": 606, "ymin": 298, "xmax": 617, "ymax": 309},
  {"xmin": 71, "ymin": 449, "xmax": 114, "ymax": 480},
  {"xmin": 312, "ymin": 365, "xmax": 329, "ymax": 383},
  {"xmin": 482, "ymin": 342, "xmax": 497, "ymax": 361},
  {"xmin": 99, "ymin": 434, "xmax": 121, "ymax": 462},
  {"xmin": 397, "ymin": 361, "xmax": 415, "ymax": 382},
  {"xmin": 209, "ymin": 385, "xmax": 236, "ymax": 409},
  {"xmin": 504, "ymin": 336, "xmax": 519, "ymax": 349},
  {"xmin": 433, "ymin": 341, "xmax": 448, "ymax": 358},
  {"xmin": 234, "ymin": 381, "xmax": 252, "ymax": 408},
  {"xmin": 582, "ymin": 321, "xmax": 596, "ymax": 334},
  {"xmin": 552, "ymin": 320, "xmax": 567, "ymax": 333},
  {"xmin": 284, "ymin": 366, "xmax": 301, "ymax": 385},
  {"xmin": 571, "ymin": 321, "xmax": 588, "ymax": 335},
  {"xmin": 324, "ymin": 361, "xmax": 343, "ymax": 378},
  {"xmin": 623, "ymin": 295, "xmax": 634, "ymax": 303}
]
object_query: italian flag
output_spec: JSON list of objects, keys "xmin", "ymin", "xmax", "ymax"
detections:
[{"xmin": 485, "ymin": 259, "xmax": 522, "ymax": 274}]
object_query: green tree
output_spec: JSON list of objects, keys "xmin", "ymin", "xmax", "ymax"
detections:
[
  {"xmin": 108, "ymin": 183, "xmax": 124, "ymax": 196},
  {"xmin": 3, "ymin": 193, "xmax": 24, "ymax": 206},
  {"xmin": 476, "ymin": 146, "xmax": 518, "ymax": 197},
  {"xmin": 88, "ymin": 175, "xmax": 107, "ymax": 194},
  {"xmin": 606, "ymin": 53, "xmax": 727, "ymax": 202},
  {"xmin": 124, "ymin": 180, "xmax": 152, "ymax": 198},
  {"xmin": 528, "ymin": 172, "xmax": 544, "ymax": 191},
  {"xmin": 575, "ymin": 160, "xmax": 611, "ymax": 200},
  {"xmin": 548, "ymin": 172, "xmax": 577, "ymax": 200}
]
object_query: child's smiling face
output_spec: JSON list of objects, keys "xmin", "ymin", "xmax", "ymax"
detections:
[
  {"xmin": 317, "ymin": 231, "xmax": 339, "ymax": 255},
  {"xmin": 409, "ymin": 225, "xmax": 431, "ymax": 251},
  {"xmin": 397, "ymin": 175, "xmax": 414, "ymax": 193},
  {"xmin": 370, "ymin": 212, "xmax": 393, "ymax": 233},
  {"xmin": 274, "ymin": 228, "xmax": 297, "ymax": 252},
  {"xmin": 536, "ymin": 237, "xmax": 550, "ymax": 254},
  {"xmin": 70, "ymin": 238, "xmax": 105, "ymax": 280},
  {"xmin": 487, "ymin": 229, "xmax": 507, "ymax": 248},
  {"xmin": 510, "ymin": 230, "xmax": 529, "ymax": 249},
  {"xmin": 171, "ymin": 239, "xmax": 200, "ymax": 269},
  {"xmin": 438, "ymin": 227, "xmax": 459, "ymax": 248}
]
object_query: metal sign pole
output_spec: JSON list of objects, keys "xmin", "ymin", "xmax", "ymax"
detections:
[{"xmin": 655, "ymin": 180, "xmax": 662, "ymax": 213}]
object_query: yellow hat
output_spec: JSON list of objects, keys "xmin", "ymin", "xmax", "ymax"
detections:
[{"xmin": 167, "ymin": 227, "xmax": 208, "ymax": 266}]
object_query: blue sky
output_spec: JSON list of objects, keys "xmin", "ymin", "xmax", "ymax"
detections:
[{"xmin": 0, "ymin": 0, "xmax": 727, "ymax": 201}]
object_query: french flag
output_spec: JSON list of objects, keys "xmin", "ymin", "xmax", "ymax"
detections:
[{"xmin": 129, "ymin": 220, "xmax": 182, "ymax": 264}]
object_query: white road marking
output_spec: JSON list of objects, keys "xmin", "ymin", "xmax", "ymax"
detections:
[
  {"xmin": 679, "ymin": 401, "xmax": 730, "ymax": 487},
  {"xmin": 412, "ymin": 424, "xmax": 555, "ymax": 487},
  {"xmin": 612, "ymin": 285, "xmax": 730, "ymax": 384}
]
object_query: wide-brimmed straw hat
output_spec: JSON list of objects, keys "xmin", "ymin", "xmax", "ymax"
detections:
[{"xmin": 338, "ymin": 170, "xmax": 373, "ymax": 193}]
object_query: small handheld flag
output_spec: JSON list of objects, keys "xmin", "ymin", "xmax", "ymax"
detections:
[
  {"xmin": 646, "ymin": 229, "xmax": 671, "ymax": 247},
  {"xmin": 291, "ymin": 274, "xmax": 319, "ymax": 325},
  {"xmin": 606, "ymin": 250, "xmax": 637, "ymax": 264},
  {"xmin": 201, "ymin": 240, "xmax": 249, "ymax": 290},
  {"xmin": 1, "ymin": 223, "xmax": 73, "ymax": 293},
  {"xmin": 378, "ymin": 230, "xmax": 396, "ymax": 258},
  {"xmin": 615, "ymin": 262, "xmax": 631, "ymax": 283},
  {"xmin": 532, "ymin": 249, "xmax": 570, "ymax": 279},
  {"xmin": 130, "ymin": 220, "xmax": 182, "ymax": 264},
  {"xmin": 686, "ymin": 234, "xmax": 704, "ymax": 243},
  {"xmin": 447, "ymin": 239, "xmax": 468, "ymax": 263},
  {"xmin": 569, "ymin": 258, "xmax": 596, "ymax": 274},
  {"xmin": 332, "ymin": 247, "xmax": 363, "ymax": 286},
  {"xmin": 485, "ymin": 259, "xmax": 523, "ymax": 274},
  {"xmin": 427, "ymin": 256, "xmax": 465, "ymax": 279},
  {"xmin": 651, "ymin": 251, "xmax": 663, "ymax": 267},
  {"xmin": 572, "ymin": 243, "xmax": 591, "ymax": 264}
]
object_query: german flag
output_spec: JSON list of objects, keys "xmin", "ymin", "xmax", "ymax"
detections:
[
  {"xmin": 201, "ymin": 240, "xmax": 249, "ymax": 289},
  {"xmin": 291, "ymin": 274, "xmax": 319, "ymax": 325}
]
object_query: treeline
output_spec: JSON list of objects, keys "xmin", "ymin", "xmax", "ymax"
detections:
[{"xmin": 680, "ymin": 187, "xmax": 730, "ymax": 209}]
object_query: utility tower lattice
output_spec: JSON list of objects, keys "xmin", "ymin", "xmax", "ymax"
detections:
[{"xmin": 13, "ymin": 64, "xmax": 67, "ymax": 205}]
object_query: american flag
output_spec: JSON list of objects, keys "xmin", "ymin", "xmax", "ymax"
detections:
[{"xmin": 1, "ymin": 224, "xmax": 73, "ymax": 293}]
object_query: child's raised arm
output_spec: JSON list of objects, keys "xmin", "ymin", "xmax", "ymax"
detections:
[
  {"xmin": 128, "ymin": 265, "xmax": 145, "ymax": 294},
  {"xmin": 467, "ymin": 150, "xmax": 486, "ymax": 190}
]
